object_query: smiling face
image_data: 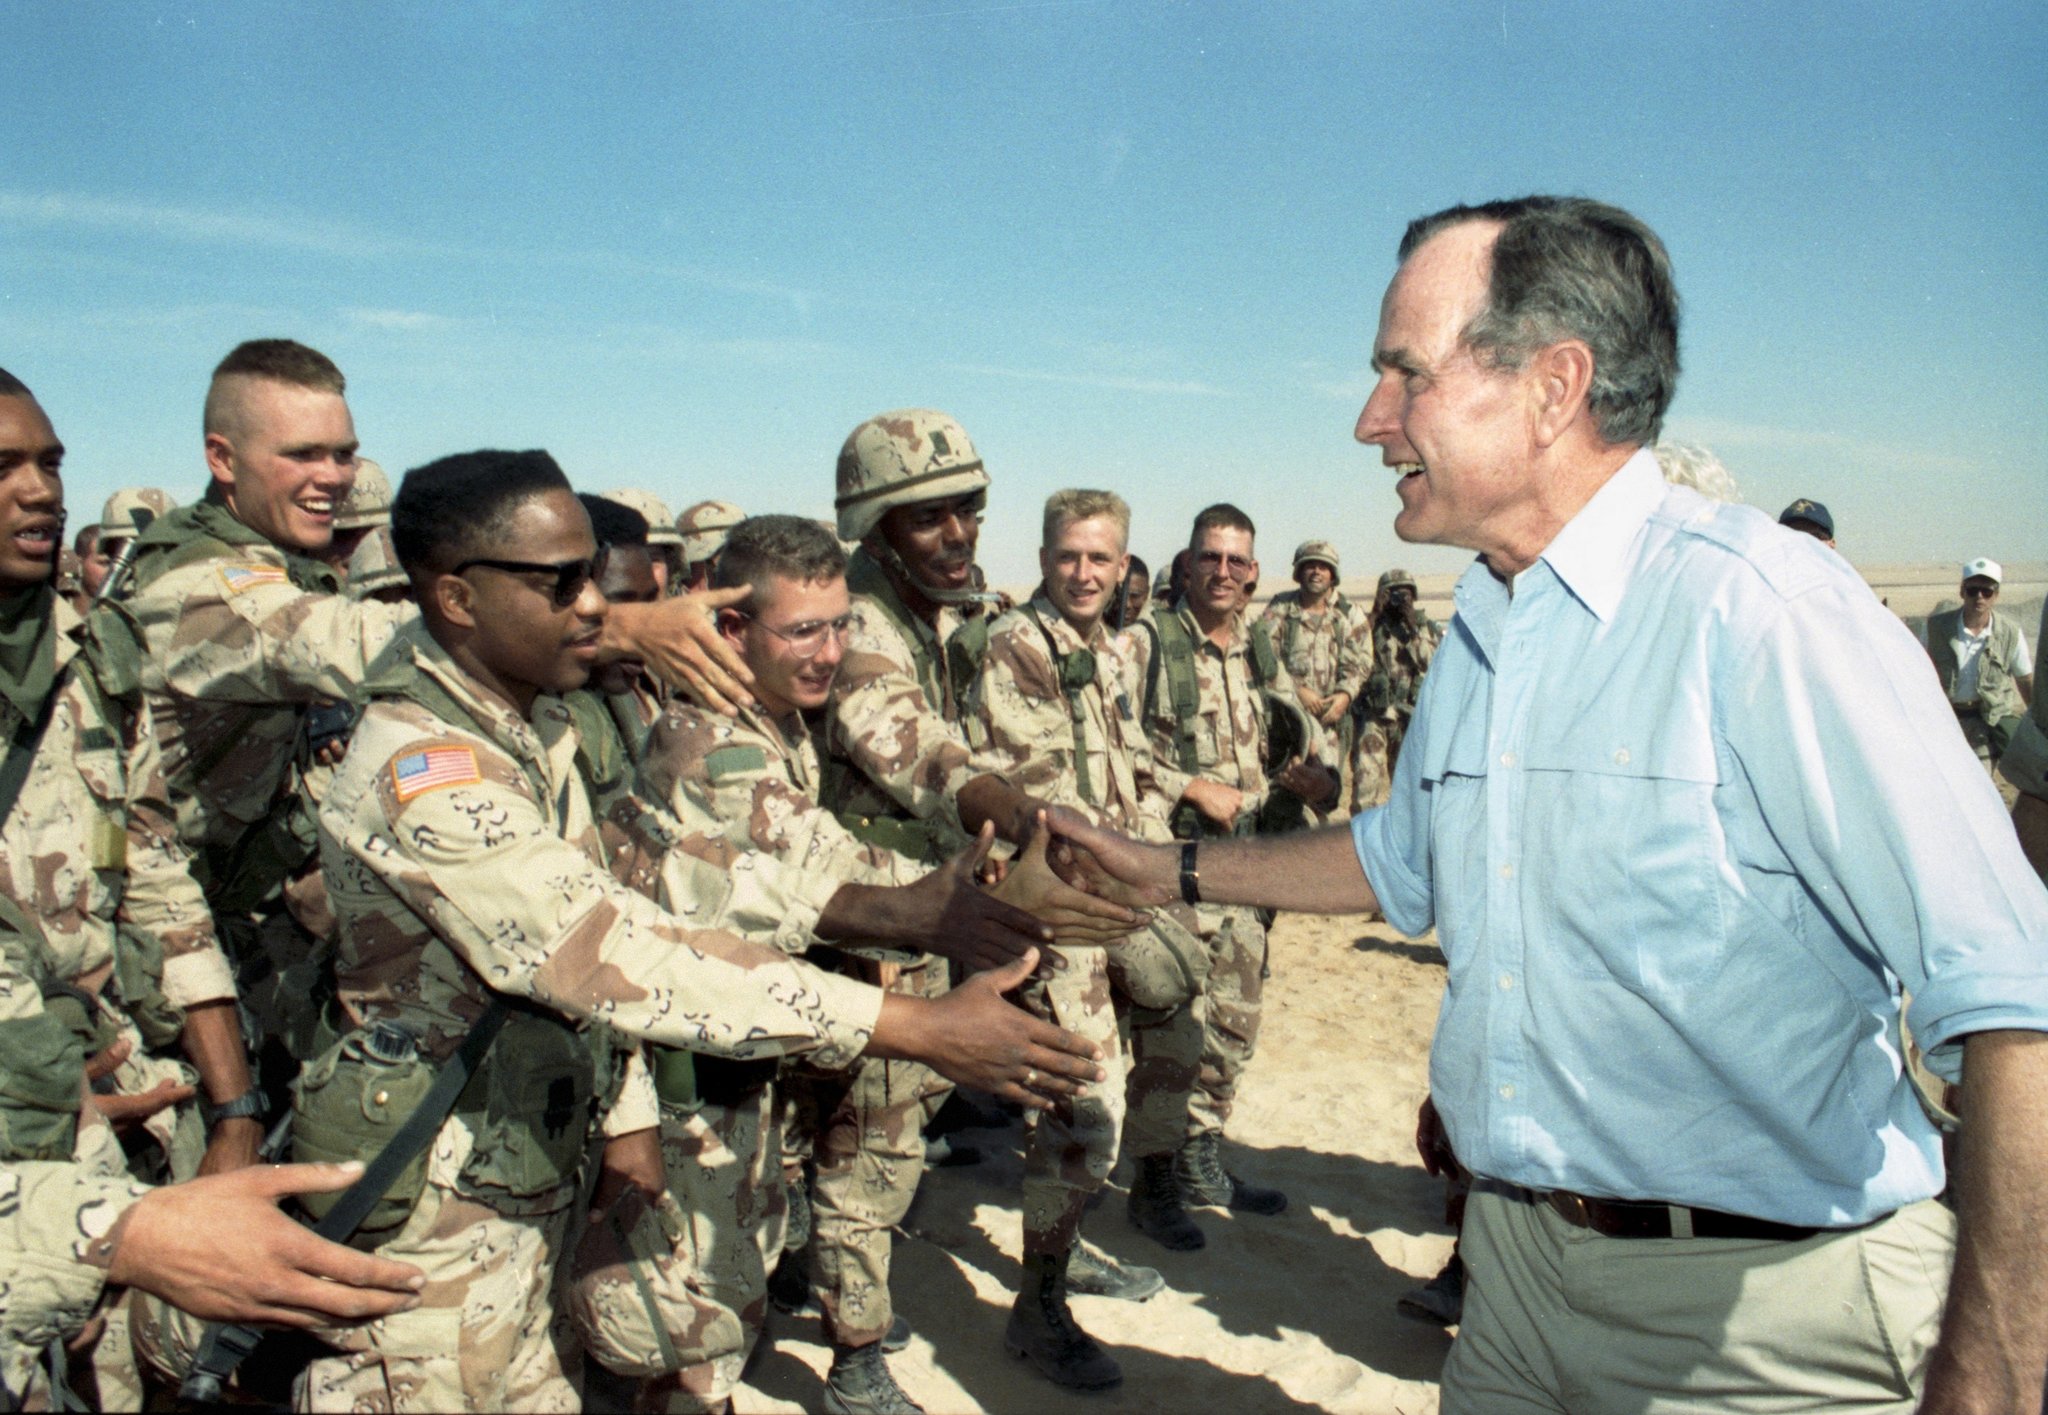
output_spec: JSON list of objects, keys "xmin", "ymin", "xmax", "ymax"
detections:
[
  {"xmin": 1040, "ymin": 513, "xmax": 1129, "ymax": 637},
  {"xmin": 450, "ymin": 489, "xmax": 607, "ymax": 713},
  {"xmin": 1187, "ymin": 524, "xmax": 1256, "ymax": 625},
  {"xmin": 877, "ymin": 491, "xmax": 980, "ymax": 597},
  {"xmin": 1354, "ymin": 220, "xmax": 1544, "ymax": 559},
  {"xmin": 1296, "ymin": 559, "xmax": 1335, "ymax": 601},
  {"xmin": 205, "ymin": 377, "xmax": 359, "ymax": 554},
  {"xmin": 725, "ymin": 571, "xmax": 851, "ymax": 718},
  {"xmin": 0, "ymin": 396, "xmax": 65, "ymax": 590}
]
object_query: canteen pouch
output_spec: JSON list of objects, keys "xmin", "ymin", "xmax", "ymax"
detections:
[
  {"xmin": 1107, "ymin": 907, "xmax": 1211, "ymax": 1011},
  {"xmin": 290, "ymin": 1022, "xmax": 438, "ymax": 1237},
  {"xmin": 452, "ymin": 1004, "xmax": 601, "ymax": 1202}
]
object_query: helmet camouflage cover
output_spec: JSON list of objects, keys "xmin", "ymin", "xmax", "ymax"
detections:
[
  {"xmin": 605, "ymin": 489, "xmax": 685, "ymax": 548},
  {"xmin": 99, "ymin": 487, "xmax": 177, "ymax": 539},
  {"xmin": 834, "ymin": 409, "xmax": 989, "ymax": 542},
  {"xmin": 333, "ymin": 457, "xmax": 392, "ymax": 530},
  {"xmin": 677, "ymin": 499, "xmax": 745, "ymax": 566},
  {"xmin": 1292, "ymin": 539, "xmax": 1340, "ymax": 575},
  {"xmin": 345, "ymin": 525, "xmax": 409, "ymax": 597}
]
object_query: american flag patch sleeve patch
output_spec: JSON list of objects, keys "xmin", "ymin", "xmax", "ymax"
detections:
[
  {"xmin": 217, "ymin": 563, "xmax": 290, "ymax": 595},
  {"xmin": 390, "ymin": 746, "xmax": 483, "ymax": 802}
]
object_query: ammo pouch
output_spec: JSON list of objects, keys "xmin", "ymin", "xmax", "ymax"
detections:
[{"xmin": 1106, "ymin": 908, "xmax": 1212, "ymax": 1011}]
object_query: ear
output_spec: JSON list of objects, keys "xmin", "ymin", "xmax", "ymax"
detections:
[
  {"xmin": 1530, "ymin": 339, "xmax": 1596, "ymax": 449},
  {"xmin": 717, "ymin": 608, "xmax": 749, "ymax": 653},
  {"xmin": 1038, "ymin": 544, "xmax": 1055, "ymax": 581},
  {"xmin": 432, "ymin": 570, "xmax": 478, "ymax": 629},
  {"xmin": 203, "ymin": 432, "xmax": 236, "ymax": 490}
]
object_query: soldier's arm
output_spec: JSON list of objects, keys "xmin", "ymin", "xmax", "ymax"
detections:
[
  {"xmin": 829, "ymin": 604, "xmax": 978, "ymax": 835},
  {"xmin": 130, "ymin": 562, "xmax": 414, "ymax": 705},
  {"xmin": 0, "ymin": 1162, "xmax": 152, "ymax": 1385},
  {"xmin": 1335, "ymin": 603, "xmax": 1375, "ymax": 706}
]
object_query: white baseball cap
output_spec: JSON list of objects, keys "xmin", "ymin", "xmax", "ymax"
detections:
[{"xmin": 1963, "ymin": 557, "xmax": 2003, "ymax": 584}]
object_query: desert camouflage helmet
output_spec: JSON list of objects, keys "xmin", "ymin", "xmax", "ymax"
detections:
[
  {"xmin": 99, "ymin": 487, "xmax": 177, "ymax": 539},
  {"xmin": 333, "ymin": 457, "xmax": 392, "ymax": 530},
  {"xmin": 345, "ymin": 526, "xmax": 409, "ymax": 598},
  {"xmin": 1378, "ymin": 567, "xmax": 1418, "ymax": 593},
  {"xmin": 605, "ymin": 489, "xmax": 685, "ymax": 548},
  {"xmin": 834, "ymin": 409, "xmax": 989, "ymax": 542},
  {"xmin": 1292, "ymin": 539, "xmax": 1340, "ymax": 574},
  {"xmin": 677, "ymin": 499, "xmax": 745, "ymax": 566}
]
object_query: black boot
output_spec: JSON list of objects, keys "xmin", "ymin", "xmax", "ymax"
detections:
[
  {"xmin": 822, "ymin": 1340, "xmax": 924, "ymax": 1415},
  {"xmin": 1175, "ymin": 1132, "xmax": 1288, "ymax": 1215},
  {"xmin": 1067, "ymin": 1236, "xmax": 1164, "ymax": 1301},
  {"xmin": 1004, "ymin": 1251, "xmax": 1123, "ymax": 1391},
  {"xmin": 1127, "ymin": 1152, "xmax": 1206, "ymax": 1250},
  {"xmin": 767, "ymin": 1248, "xmax": 815, "ymax": 1315}
]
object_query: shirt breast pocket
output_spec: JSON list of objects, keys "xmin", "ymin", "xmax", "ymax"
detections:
[{"xmin": 1521, "ymin": 726, "xmax": 1726, "ymax": 995}]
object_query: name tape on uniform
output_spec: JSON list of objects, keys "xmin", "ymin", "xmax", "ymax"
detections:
[{"xmin": 391, "ymin": 746, "xmax": 483, "ymax": 802}]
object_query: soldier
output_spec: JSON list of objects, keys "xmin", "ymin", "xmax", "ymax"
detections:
[
  {"xmin": 1351, "ymin": 567, "xmax": 1441, "ymax": 811},
  {"xmin": 1113, "ymin": 554, "xmax": 1150, "ymax": 631},
  {"xmin": 344, "ymin": 527, "xmax": 412, "ymax": 605},
  {"xmin": 607, "ymin": 488, "xmax": 686, "ymax": 595},
  {"xmin": 574, "ymin": 493, "xmax": 667, "ymax": 759},
  {"xmin": 94, "ymin": 487, "xmax": 177, "ymax": 604},
  {"xmin": 71, "ymin": 523, "xmax": 103, "ymax": 607},
  {"xmin": 625, "ymin": 514, "xmax": 1130, "ymax": 1412},
  {"xmin": 967, "ymin": 489, "xmax": 1229, "ymax": 1390},
  {"xmin": 1123, "ymin": 504, "xmax": 1336, "ymax": 1248},
  {"xmin": 298, "ymin": 449, "xmax": 1098, "ymax": 1411},
  {"xmin": 322, "ymin": 456, "xmax": 390, "ymax": 574},
  {"xmin": 1258, "ymin": 539, "xmax": 1373, "ymax": 807},
  {"xmin": 677, "ymin": 499, "xmax": 745, "ymax": 593}
]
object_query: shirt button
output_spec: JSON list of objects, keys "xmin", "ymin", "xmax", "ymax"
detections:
[
  {"xmin": 1499, "ymin": 1084, "xmax": 1515, "ymax": 1100},
  {"xmin": 1499, "ymin": 751, "xmax": 1517, "ymax": 768},
  {"xmin": 1499, "ymin": 863, "xmax": 1515, "ymax": 880},
  {"xmin": 1613, "ymin": 747, "xmax": 1631, "ymax": 766},
  {"xmin": 1498, "ymin": 973, "xmax": 1514, "ymax": 991}
]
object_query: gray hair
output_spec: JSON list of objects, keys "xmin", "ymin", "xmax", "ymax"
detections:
[
  {"xmin": 1400, "ymin": 196, "xmax": 1680, "ymax": 447},
  {"xmin": 1652, "ymin": 441, "xmax": 1740, "ymax": 503}
]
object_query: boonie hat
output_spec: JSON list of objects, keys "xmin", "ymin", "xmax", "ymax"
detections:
[{"xmin": 1778, "ymin": 498, "xmax": 1834, "ymax": 538}]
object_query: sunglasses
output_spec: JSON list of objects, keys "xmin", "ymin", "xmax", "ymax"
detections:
[
  {"xmin": 1195, "ymin": 550, "xmax": 1255, "ymax": 578},
  {"xmin": 455, "ymin": 555, "xmax": 599, "ymax": 609}
]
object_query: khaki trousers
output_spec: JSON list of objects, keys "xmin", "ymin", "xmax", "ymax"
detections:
[{"xmin": 1444, "ymin": 1184, "xmax": 1953, "ymax": 1415}]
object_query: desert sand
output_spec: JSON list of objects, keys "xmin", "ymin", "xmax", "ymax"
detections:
[{"xmin": 739, "ymin": 908, "xmax": 1455, "ymax": 1415}]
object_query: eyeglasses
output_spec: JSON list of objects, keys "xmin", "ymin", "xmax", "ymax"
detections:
[
  {"xmin": 454, "ymin": 556, "xmax": 598, "ymax": 609},
  {"xmin": 1195, "ymin": 550, "xmax": 1255, "ymax": 578},
  {"xmin": 1963, "ymin": 584, "xmax": 1999, "ymax": 598},
  {"xmin": 742, "ymin": 613, "xmax": 853, "ymax": 660}
]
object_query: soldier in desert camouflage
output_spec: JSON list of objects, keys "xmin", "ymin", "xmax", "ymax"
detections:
[
  {"xmin": 1350, "ymin": 567, "xmax": 1441, "ymax": 810},
  {"xmin": 302, "ymin": 451, "xmax": 1099, "ymax": 1413},
  {"xmin": 607, "ymin": 488, "xmax": 687, "ymax": 596},
  {"xmin": 321, "ymin": 457, "xmax": 389, "ymax": 576},
  {"xmin": 676, "ymin": 499, "xmax": 745, "ymax": 593},
  {"xmin": 1259, "ymin": 539, "xmax": 1373, "ymax": 805},
  {"xmin": 1120, "ymin": 504, "xmax": 1337, "ymax": 1249}
]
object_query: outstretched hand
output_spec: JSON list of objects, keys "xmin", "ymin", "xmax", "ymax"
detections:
[
  {"xmin": 1042, "ymin": 805, "xmax": 1176, "ymax": 909},
  {"xmin": 107, "ymin": 1163, "xmax": 425, "ymax": 1328},
  {"xmin": 607, "ymin": 586, "xmax": 756, "ymax": 715},
  {"xmin": 988, "ymin": 814, "xmax": 1142, "ymax": 947},
  {"xmin": 878, "ymin": 948, "xmax": 1105, "ymax": 1111}
]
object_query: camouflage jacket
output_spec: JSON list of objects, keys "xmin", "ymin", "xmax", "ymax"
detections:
[
  {"xmin": 2, "ymin": 592, "xmax": 225, "ymax": 1009},
  {"xmin": 1365, "ymin": 613, "xmax": 1442, "ymax": 723},
  {"xmin": 318, "ymin": 625, "xmax": 881, "ymax": 1074},
  {"xmin": 1258, "ymin": 590, "xmax": 1373, "ymax": 705},
  {"xmin": 1127, "ymin": 603, "xmax": 1319, "ymax": 816},
  {"xmin": 822, "ymin": 547, "xmax": 981, "ymax": 854},
  {"xmin": 639, "ymin": 699, "xmax": 915, "ymax": 892},
  {"xmin": 966, "ymin": 596, "xmax": 1174, "ymax": 839},
  {"xmin": 111, "ymin": 498, "xmax": 412, "ymax": 874}
]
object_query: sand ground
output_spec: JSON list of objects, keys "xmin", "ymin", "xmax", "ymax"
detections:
[{"xmin": 738, "ymin": 909, "xmax": 1454, "ymax": 1415}]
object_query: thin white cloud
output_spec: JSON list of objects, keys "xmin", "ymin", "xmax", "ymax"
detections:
[
  {"xmin": 1664, "ymin": 416, "xmax": 1980, "ymax": 477},
  {"xmin": 1309, "ymin": 369, "xmax": 1375, "ymax": 402},
  {"xmin": 343, "ymin": 307, "xmax": 457, "ymax": 331},
  {"xmin": 952, "ymin": 362, "xmax": 1228, "ymax": 397},
  {"xmin": 0, "ymin": 190, "xmax": 439, "ymax": 261}
]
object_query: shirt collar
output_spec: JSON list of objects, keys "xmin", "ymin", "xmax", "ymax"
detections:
[{"xmin": 1536, "ymin": 446, "xmax": 1666, "ymax": 624}]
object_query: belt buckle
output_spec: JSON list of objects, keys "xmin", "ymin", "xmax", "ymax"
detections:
[{"xmin": 1551, "ymin": 1190, "xmax": 1592, "ymax": 1229}]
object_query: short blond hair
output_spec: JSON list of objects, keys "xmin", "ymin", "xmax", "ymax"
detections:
[
  {"xmin": 1043, "ymin": 488, "xmax": 1130, "ymax": 549},
  {"xmin": 203, "ymin": 339, "xmax": 346, "ymax": 438}
]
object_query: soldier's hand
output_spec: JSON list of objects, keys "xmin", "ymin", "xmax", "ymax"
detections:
[
  {"xmin": 889, "ymin": 822, "xmax": 1058, "ymax": 973},
  {"xmin": 1042, "ymin": 806, "xmax": 1177, "ymax": 908},
  {"xmin": 1182, "ymin": 778, "xmax": 1245, "ymax": 829},
  {"xmin": 83, "ymin": 1036, "xmax": 131, "ymax": 1083},
  {"xmin": 986, "ymin": 815, "xmax": 1143, "ymax": 947},
  {"xmin": 592, "ymin": 1127, "xmax": 666, "ymax": 1216},
  {"xmin": 91, "ymin": 1077, "xmax": 198, "ymax": 1134},
  {"xmin": 107, "ymin": 1163, "xmax": 425, "ymax": 1327},
  {"xmin": 1320, "ymin": 692, "xmax": 1353, "ymax": 727},
  {"xmin": 606, "ymin": 587, "xmax": 756, "ymax": 715},
  {"xmin": 197, "ymin": 1116, "xmax": 265, "ymax": 1176},
  {"xmin": 1297, "ymin": 688, "xmax": 1327, "ymax": 719},
  {"xmin": 871, "ymin": 948, "xmax": 1104, "ymax": 1112},
  {"xmin": 1275, "ymin": 758, "xmax": 1340, "ymax": 810}
]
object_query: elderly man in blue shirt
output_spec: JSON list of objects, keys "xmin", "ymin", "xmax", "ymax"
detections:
[{"xmin": 1052, "ymin": 196, "xmax": 2048, "ymax": 1415}]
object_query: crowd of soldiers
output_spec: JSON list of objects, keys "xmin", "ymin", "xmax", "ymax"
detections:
[{"xmin": 0, "ymin": 343, "xmax": 1445, "ymax": 1414}]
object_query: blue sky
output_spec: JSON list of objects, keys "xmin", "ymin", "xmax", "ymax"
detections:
[{"xmin": 3, "ymin": 1, "xmax": 2043, "ymax": 587}]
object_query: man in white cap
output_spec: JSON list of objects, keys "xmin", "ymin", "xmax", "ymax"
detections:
[{"xmin": 1925, "ymin": 557, "xmax": 2034, "ymax": 770}]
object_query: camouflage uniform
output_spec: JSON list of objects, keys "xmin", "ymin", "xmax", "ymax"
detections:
[
  {"xmin": 1127, "ymin": 603, "xmax": 1318, "ymax": 1147},
  {"xmin": 1352, "ymin": 571, "xmax": 1442, "ymax": 811},
  {"xmin": 1258, "ymin": 579, "xmax": 1372, "ymax": 787},
  {"xmin": 965, "ymin": 595, "xmax": 1197, "ymax": 1254},
  {"xmin": 300, "ymin": 626, "xmax": 882, "ymax": 1413}
]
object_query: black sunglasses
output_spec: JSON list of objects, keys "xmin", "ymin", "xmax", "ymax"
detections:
[{"xmin": 454, "ymin": 555, "xmax": 599, "ymax": 609}]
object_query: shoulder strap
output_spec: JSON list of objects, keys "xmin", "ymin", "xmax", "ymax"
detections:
[
  {"xmin": 945, "ymin": 612, "xmax": 990, "ymax": 717},
  {"xmin": 1149, "ymin": 612, "xmax": 1203, "ymax": 773},
  {"xmin": 1028, "ymin": 610, "xmax": 1094, "ymax": 805},
  {"xmin": 1248, "ymin": 618, "xmax": 1280, "ymax": 688}
]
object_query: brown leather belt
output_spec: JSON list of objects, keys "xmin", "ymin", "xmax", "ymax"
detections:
[{"xmin": 1539, "ymin": 1189, "xmax": 1842, "ymax": 1242}]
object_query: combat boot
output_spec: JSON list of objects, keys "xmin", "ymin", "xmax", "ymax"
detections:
[
  {"xmin": 821, "ymin": 1341, "xmax": 924, "ymax": 1415},
  {"xmin": 1004, "ymin": 1250, "xmax": 1123, "ymax": 1391},
  {"xmin": 1067, "ymin": 1236, "xmax": 1164, "ymax": 1301},
  {"xmin": 1175, "ymin": 1132, "xmax": 1289, "ymax": 1215},
  {"xmin": 1127, "ymin": 1152, "xmax": 1205, "ymax": 1251}
]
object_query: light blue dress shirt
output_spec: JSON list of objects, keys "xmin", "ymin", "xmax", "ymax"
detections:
[{"xmin": 1353, "ymin": 449, "xmax": 2048, "ymax": 1225}]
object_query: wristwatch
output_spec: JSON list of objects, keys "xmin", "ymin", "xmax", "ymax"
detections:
[
  {"xmin": 1179, "ymin": 841, "xmax": 1202, "ymax": 906},
  {"xmin": 201, "ymin": 1086, "xmax": 270, "ymax": 1128}
]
